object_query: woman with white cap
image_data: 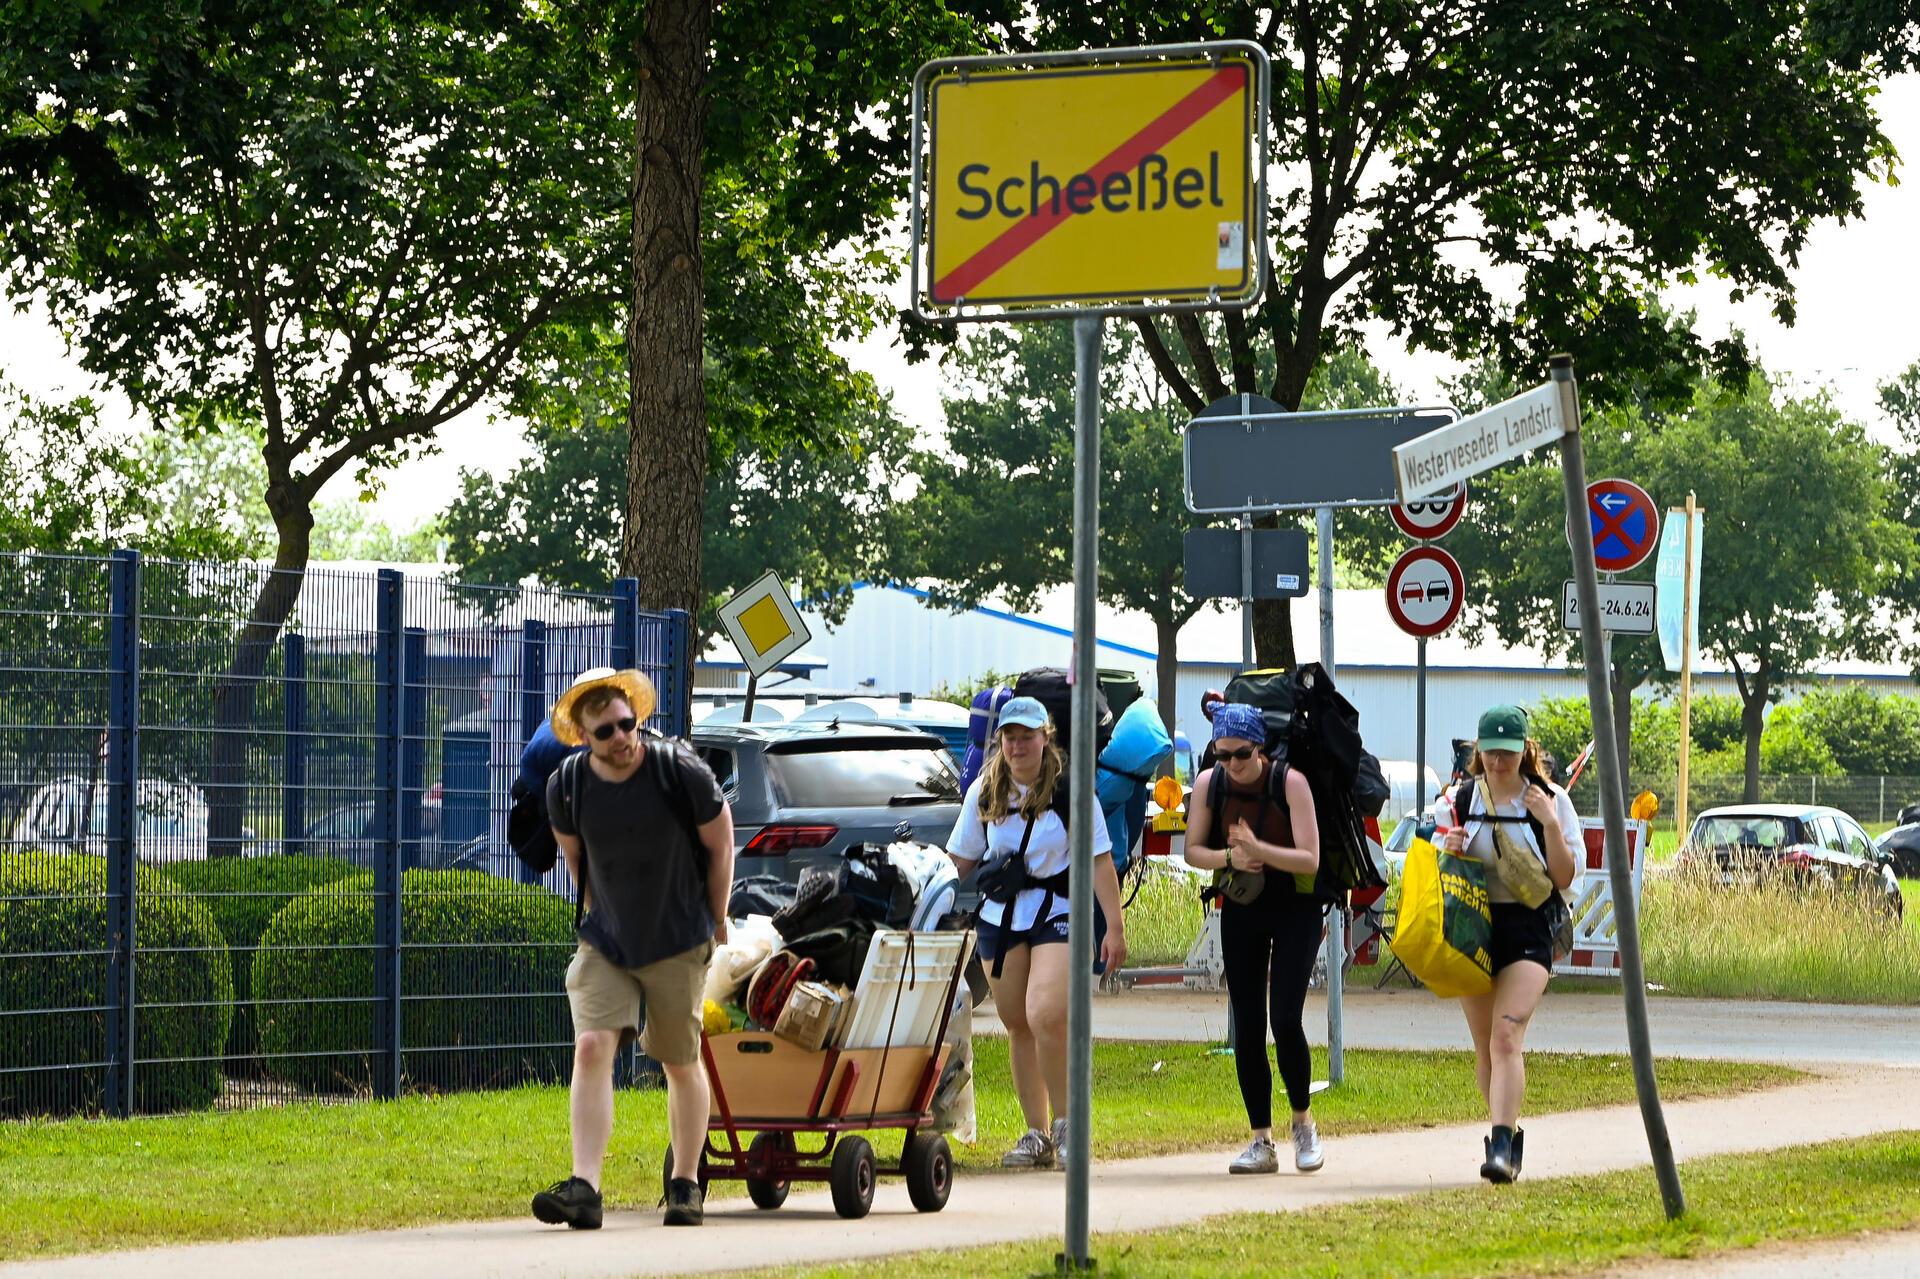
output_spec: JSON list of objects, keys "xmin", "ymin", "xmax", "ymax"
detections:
[
  {"xmin": 1437, "ymin": 703, "xmax": 1580, "ymax": 1183},
  {"xmin": 946, "ymin": 696, "xmax": 1126, "ymax": 1172},
  {"xmin": 1184, "ymin": 701, "xmax": 1326, "ymax": 1176}
]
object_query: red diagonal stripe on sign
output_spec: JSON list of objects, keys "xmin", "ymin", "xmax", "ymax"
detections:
[{"xmin": 932, "ymin": 64, "xmax": 1247, "ymax": 303}]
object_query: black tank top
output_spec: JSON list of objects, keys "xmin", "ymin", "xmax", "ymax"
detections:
[{"xmin": 1207, "ymin": 762, "xmax": 1300, "ymax": 903}]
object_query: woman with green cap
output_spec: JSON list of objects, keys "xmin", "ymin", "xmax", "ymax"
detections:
[{"xmin": 1435, "ymin": 703, "xmax": 1581, "ymax": 1184}]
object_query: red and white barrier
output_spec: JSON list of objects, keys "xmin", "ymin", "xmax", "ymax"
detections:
[{"xmin": 1555, "ymin": 817, "xmax": 1649, "ymax": 977}]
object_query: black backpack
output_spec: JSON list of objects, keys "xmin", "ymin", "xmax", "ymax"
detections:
[
  {"xmin": 1202, "ymin": 663, "xmax": 1389, "ymax": 902},
  {"xmin": 1012, "ymin": 666, "xmax": 1113, "ymax": 762}
]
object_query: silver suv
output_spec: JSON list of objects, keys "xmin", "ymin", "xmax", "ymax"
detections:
[{"xmin": 690, "ymin": 721, "xmax": 963, "ymax": 886}]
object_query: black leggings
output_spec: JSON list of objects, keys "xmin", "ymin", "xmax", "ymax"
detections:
[{"xmin": 1221, "ymin": 894, "xmax": 1324, "ymax": 1127}]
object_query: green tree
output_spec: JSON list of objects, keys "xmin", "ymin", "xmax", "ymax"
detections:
[
  {"xmin": 975, "ymin": 1, "xmax": 1914, "ymax": 670},
  {"xmin": 1788, "ymin": 685, "xmax": 1920, "ymax": 777},
  {"xmin": 441, "ymin": 330, "xmax": 914, "ymax": 639},
  {"xmin": 1, "ymin": 0, "xmax": 631, "ymax": 852}
]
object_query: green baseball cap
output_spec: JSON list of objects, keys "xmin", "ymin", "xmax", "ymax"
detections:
[{"xmin": 1477, "ymin": 704, "xmax": 1530, "ymax": 752}]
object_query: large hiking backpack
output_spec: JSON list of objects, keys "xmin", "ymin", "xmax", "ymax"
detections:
[
  {"xmin": 1012, "ymin": 666, "xmax": 1113, "ymax": 762},
  {"xmin": 1203, "ymin": 663, "xmax": 1388, "ymax": 902}
]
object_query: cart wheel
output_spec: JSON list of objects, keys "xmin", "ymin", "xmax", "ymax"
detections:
[
  {"xmin": 746, "ymin": 1132, "xmax": 793, "ymax": 1210},
  {"xmin": 661, "ymin": 1144, "xmax": 710, "ymax": 1201},
  {"xmin": 904, "ymin": 1132, "xmax": 952, "ymax": 1213},
  {"xmin": 828, "ymin": 1135, "xmax": 876, "ymax": 1219}
]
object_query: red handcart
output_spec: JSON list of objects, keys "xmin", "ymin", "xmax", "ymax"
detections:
[{"xmin": 664, "ymin": 929, "xmax": 973, "ymax": 1219}]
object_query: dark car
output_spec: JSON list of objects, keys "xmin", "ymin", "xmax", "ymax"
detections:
[
  {"xmin": 1874, "ymin": 823, "xmax": 1920, "ymax": 879},
  {"xmin": 1677, "ymin": 803, "xmax": 1904, "ymax": 920},
  {"xmin": 690, "ymin": 720, "xmax": 965, "ymax": 888},
  {"xmin": 282, "ymin": 797, "xmax": 472, "ymax": 869}
]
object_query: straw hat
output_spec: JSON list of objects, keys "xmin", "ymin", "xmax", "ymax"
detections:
[{"xmin": 550, "ymin": 667, "xmax": 658, "ymax": 746}]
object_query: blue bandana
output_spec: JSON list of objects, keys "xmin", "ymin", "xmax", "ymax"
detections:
[{"xmin": 1210, "ymin": 702, "xmax": 1265, "ymax": 747}]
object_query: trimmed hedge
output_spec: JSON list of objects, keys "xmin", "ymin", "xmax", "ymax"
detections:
[
  {"xmin": 162, "ymin": 854, "xmax": 365, "ymax": 1062},
  {"xmin": 0, "ymin": 851, "xmax": 233, "ymax": 1117},
  {"xmin": 252, "ymin": 869, "xmax": 575, "ymax": 1094}
]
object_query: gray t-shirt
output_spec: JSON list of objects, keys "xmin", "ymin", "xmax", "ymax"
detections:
[{"xmin": 548, "ymin": 740, "xmax": 725, "ymax": 969}]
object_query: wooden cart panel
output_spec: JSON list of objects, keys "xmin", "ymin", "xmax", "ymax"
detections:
[{"xmin": 706, "ymin": 1032, "xmax": 948, "ymax": 1121}]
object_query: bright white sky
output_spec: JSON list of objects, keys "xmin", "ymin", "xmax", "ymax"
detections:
[{"xmin": 2, "ymin": 74, "xmax": 1916, "ymax": 533}]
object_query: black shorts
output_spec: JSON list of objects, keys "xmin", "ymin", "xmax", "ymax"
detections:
[{"xmin": 1488, "ymin": 901, "xmax": 1554, "ymax": 975}]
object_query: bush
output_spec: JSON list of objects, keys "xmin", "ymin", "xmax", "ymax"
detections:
[
  {"xmin": 252, "ymin": 869, "xmax": 575, "ymax": 1094},
  {"xmin": 0, "ymin": 851, "xmax": 233, "ymax": 1117},
  {"xmin": 162, "ymin": 855, "xmax": 366, "ymax": 1060}
]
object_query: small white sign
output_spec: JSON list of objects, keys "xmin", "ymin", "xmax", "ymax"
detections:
[
  {"xmin": 716, "ymin": 570, "xmax": 813, "ymax": 679},
  {"xmin": 1562, "ymin": 580, "xmax": 1656, "ymax": 635},
  {"xmin": 1276, "ymin": 573, "xmax": 1300, "ymax": 591},
  {"xmin": 1216, "ymin": 221, "xmax": 1245, "ymax": 271},
  {"xmin": 1393, "ymin": 382, "xmax": 1565, "ymax": 501}
]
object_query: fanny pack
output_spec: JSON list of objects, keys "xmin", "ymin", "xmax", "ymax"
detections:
[{"xmin": 1477, "ymin": 780, "xmax": 1556, "ymax": 910}]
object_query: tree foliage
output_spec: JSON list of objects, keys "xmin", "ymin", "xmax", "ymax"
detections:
[
  {"xmin": 950, "ymin": 1, "xmax": 1915, "ymax": 665},
  {"xmin": 441, "ymin": 329, "xmax": 914, "ymax": 638}
]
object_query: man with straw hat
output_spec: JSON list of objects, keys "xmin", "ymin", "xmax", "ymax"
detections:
[{"xmin": 531, "ymin": 667, "xmax": 734, "ymax": 1230}]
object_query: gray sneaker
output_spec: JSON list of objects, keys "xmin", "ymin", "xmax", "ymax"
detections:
[
  {"xmin": 1002, "ymin": 1126, "xmax": 1055, "ymax": 1169},
  {"xmin": 1229, "ymin": 1136, "xmax": 1279, "ymax": 1175},
  {"xmin": 1292, "ymin": 1119, "xmax": 1325, "ymax": 1172},
  {"xmin": 1050, "ymin": 1117, "xmax": 1069, "ymax": 1174}
]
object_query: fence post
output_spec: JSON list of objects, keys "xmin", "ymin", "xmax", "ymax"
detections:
[
  {"xmin": 1880, "ymin": 776, "xmax": 1886, "ymax": 825},
  {"xmin": 373, "ymin": 570, "xmax": 404, "ymax": 1100},
  {"xmin": 664, "ymin": 608, "xmax": 692, "ymax": 738},
  {"xmin": 611, "ymin": 575, "xmax": 639, "ymax": 678},
  {"xmin": 402, "ymin": 628, "xmax": 427, "ymax": 871},
  {"xmin": 283, "ymin": 633, "xmax": 306, "ymax": 855},
  {"xmin": 104, "ymin": 549, "xmax": 141, "ymax": 1117},
  {"xmin": 1810, "ymin": 775, "xmax": 1817, "ymax": 806},
  {"xmin": 520, "ymin": 620, "xmax": 548, "ymax": 747}
]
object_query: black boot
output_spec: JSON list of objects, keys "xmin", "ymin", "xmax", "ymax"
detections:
[
  {"xmin": 1480, "ymin": 1125, "xmax": 1515, "ymax": 1184},
  {"xmin": 1511, "ymin": 1128, "xmax": 1525, "ymax": 1180}
]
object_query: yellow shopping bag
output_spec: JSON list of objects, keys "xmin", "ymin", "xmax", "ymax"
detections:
[{"xmin": 1391, "ymin": 832, "xmax": 1494, "ymax": 998}]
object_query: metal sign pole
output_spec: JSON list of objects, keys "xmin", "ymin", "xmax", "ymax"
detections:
[
  {"xmin": 1240, "ymin": 512, "xmax": 1255, "ymax": 666},
  {"xmin": 1552, "ymin": 355, "xmax": 1685, "ymax": 1219},
  {"xmin": 1416, "ymin": 636, "xmax": 1427, "ymax": 813},
  {"xmin": 1677, "ymin": 494, "xmax": 1698, "ymax": 838},
  {"xmin": 741, "ymin": 672, "xmax": 759, "ymax": 723},
  {"xmin": 1317, "ymin": 505, "xmax": 1344, "ymax": 1084},
  {"xmin": 1064, "ymin": 313, "xmax": 1102, "ymax": 1272}
]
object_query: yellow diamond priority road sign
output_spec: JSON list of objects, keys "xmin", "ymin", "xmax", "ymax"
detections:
[
  {"xmin": 716, "ymin": 570, "xmax": 812, "ymax": 681},
  {"xmin": 914, "ymin": 44, "xmax": 1267, "ymax": 316}
]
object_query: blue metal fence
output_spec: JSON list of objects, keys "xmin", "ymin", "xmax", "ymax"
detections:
[{"xmin": 0, "ymin": 550, "xmax": 690, "ymax": 1118}]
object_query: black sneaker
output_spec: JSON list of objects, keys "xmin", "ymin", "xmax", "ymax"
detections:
[
  {"xmin": 532, "ymin": 1176, "xmax": 603, "ymax": 1229},
  {"xmin": 663, "ymin": 1176, "xmax": 704, "ymax": 1226},
  {"xmin": 1480, "ymin": 1128, "xmax": 1516, "ymax": 1185}
]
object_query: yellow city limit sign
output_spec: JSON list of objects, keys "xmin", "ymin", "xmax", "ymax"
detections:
[{"xmin": 926, "ymin": 55, "xmax": 1260, "ymax": 309}]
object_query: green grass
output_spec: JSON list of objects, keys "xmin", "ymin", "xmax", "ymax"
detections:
[
  {"xmin": 757, "ymin": 1131, "xmax": 1920, "ymax": 1278},
  {"xmin": 1122, "ymin": 865, "xmax": 1206, "ymax": 966},
  {"xmin": 0, "ymin": 1044, "xmax": 1793, "ymax": 1262},
  {"xmin": 1638, "ymin": 872, "xmax": 1920, "ymax": 1004}
]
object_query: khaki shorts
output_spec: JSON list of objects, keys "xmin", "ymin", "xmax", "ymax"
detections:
[{"xmin": 565, "ymin": 938, "xmax": 715, "ymax": 1067}]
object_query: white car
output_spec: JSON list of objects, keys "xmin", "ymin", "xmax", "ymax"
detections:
[{"xmin": 11, "ymin": 776, "xmax": 210, "ymax": 862}]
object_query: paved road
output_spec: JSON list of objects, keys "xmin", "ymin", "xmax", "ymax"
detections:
[
  {"xmin": 977, "ymin": 987, "xmax": 1920, "ymax": 1067},
  {"xmin": 3, "ymin": 1068, "xmax": 1912, "ymax": 1279},
  {"xmin": 1591, "ymin": 1230, "xmax": 1920, "ymax": 1279}
]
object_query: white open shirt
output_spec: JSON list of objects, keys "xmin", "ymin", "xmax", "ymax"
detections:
[
  {"xmin": 1437, "ymin": 781, "xmax": 1582, "ymax": 904},
  {"xmin": 948, "ymin": 777, "xmax": 1112, "ymax": 931}
]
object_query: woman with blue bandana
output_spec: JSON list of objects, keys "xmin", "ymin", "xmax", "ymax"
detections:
[{"xmin": 1184, "ymin": 701, "xmax": 1326, "ymax": 1176}]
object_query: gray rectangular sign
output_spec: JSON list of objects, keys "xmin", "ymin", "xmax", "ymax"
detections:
[
  {"xmin": 1184, "ymin": 527, "xmax": 1311, "ymax": 600},
  {"xmin": 1184, "ymin": 402, "xmax": 1459, "ymax": 513}
]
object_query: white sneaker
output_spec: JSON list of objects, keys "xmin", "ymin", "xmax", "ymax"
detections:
[
  {"xmin": 1229, "ymin": 1136, "xmax": 1279, "ymax": 1175},
  {"xmin": 1292, "ymin": 1119, "xmax": 1325, "ymax": 1172},
  {"xmin": 1001, "ymin": 1126, "xmax": 1054, "ymax": 1169}
]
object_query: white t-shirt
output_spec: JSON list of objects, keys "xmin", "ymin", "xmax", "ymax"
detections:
[
  {"xmin": 1437, "ymin": 780, "xmax": 1582, "ymax": 904},
  {"xmin": 948, "ymin": 777, "xmax": 1112, "ymax": 931}
]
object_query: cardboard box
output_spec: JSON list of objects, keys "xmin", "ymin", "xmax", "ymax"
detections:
[{"xmin": 773, "ymin": 980, "xmax": 849, "ymax": 1052}]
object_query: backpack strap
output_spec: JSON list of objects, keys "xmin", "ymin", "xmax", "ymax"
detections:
[
  {"xmin": 1454, "ymin": 778, "xmax": 1547, "ymax": 852},
  {"xmin": 643, "ymin": 729, "xmax": 708, "ymax": 879},
  {"xmin": 561, "ymin": 752, "xmax": 588, "ymax": 931}
]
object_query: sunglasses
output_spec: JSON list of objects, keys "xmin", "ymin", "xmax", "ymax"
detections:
[
  {"xmin": 1217, "ymin": 745, "xmax": 1259, "ymax": 762},
  {"xmin": 589, "ymin": 716, "xmax": 638, "ymax": 741}
]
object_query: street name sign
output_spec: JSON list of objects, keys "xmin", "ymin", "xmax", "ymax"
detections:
[
  {"xmin": 1391, "ymin": 481, "xmax": 1467, "ymax": 541},
  {"xmin": 1392, "ymin": 382, "xmax": 1566, "ymax": 501},
  {"xmin": 914, "ymin": 45, "xmax": 1267, "ymax": 315},
  {"xmin": 1185, "ymin": 399, "xmax": 1459, "ymax": 513},
  {"xmin": 1385, "ymin": 545, "xmax": 1464, "ymax": 638},
  {"xmin": 1562, "ymin": 580, "xmax": 1656, "ymax": 635},
  {"xmin": 716, "ymin": 571, "xmax": 812, "ymax": 680}
]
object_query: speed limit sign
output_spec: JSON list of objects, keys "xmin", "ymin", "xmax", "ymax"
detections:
[{"xmin": 1391, "ymin": 481, "xmax": 1466, "ymax": 541}]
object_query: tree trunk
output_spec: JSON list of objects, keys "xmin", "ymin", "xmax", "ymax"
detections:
[
  {"xmin": 621, "ymin": 0, "xmax": 711, "ymax": 618},
  {"xmin": 1740, "ymin": 668, "xmax": 1770, "ymax": 803},
  {"xmin": 1250, "ymin": 517, "xmax": 1297, "ymax": 669},
  {"xmin": 1154, "ymin": 614, "xmax": 1181, "ymax": 771},
  {"xmin": 207, "ymin": 496, "xmax": 314, "ymax": 857}
]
